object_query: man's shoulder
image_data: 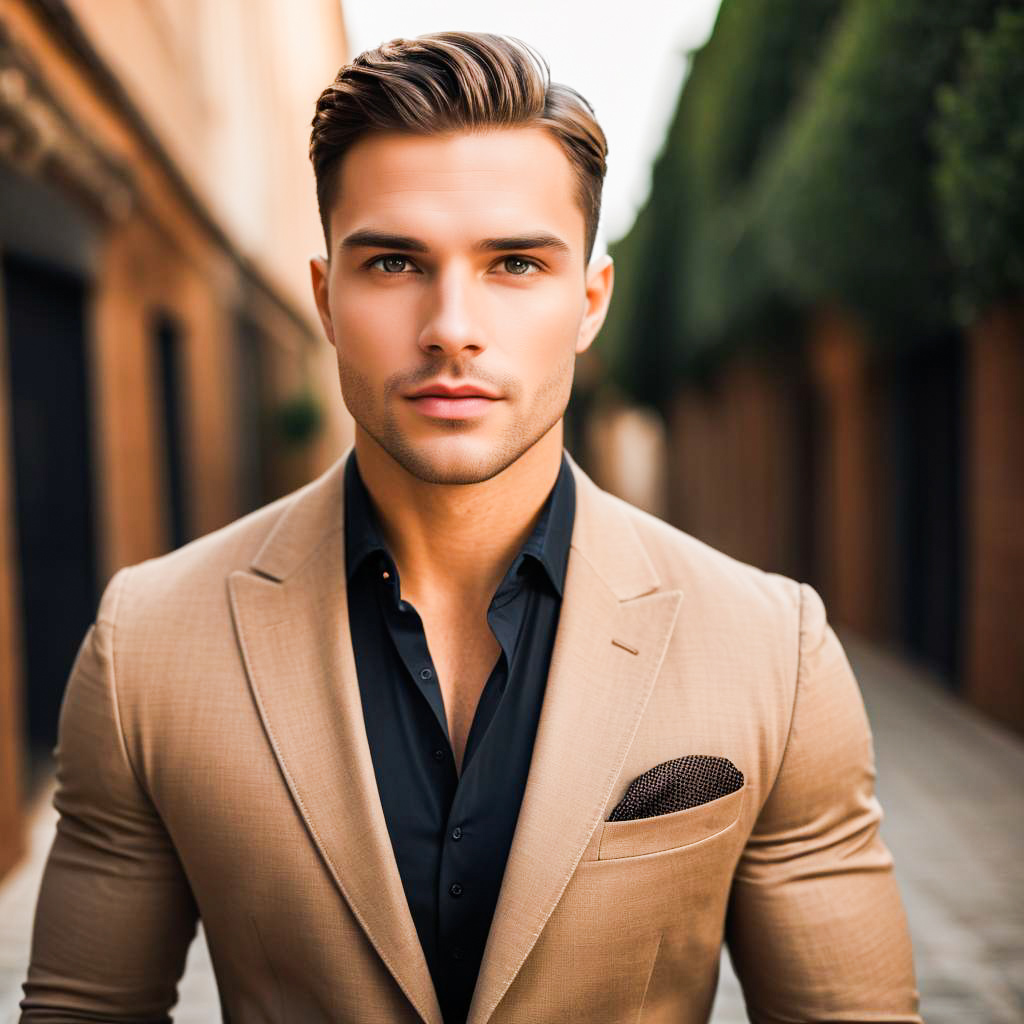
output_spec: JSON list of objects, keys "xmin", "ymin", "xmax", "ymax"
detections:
[
  {"xmin": 606, "ymin": 489, "xmax": 803, "ymax": 620},
  {"xmin": 114, "ymin": 460, "xmax": 340, "ymax": 607}
]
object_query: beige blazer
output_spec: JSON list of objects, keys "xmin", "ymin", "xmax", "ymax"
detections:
[{"xmin": 21, "ymin": 448, "xmax": 923, "ymax": 1023}]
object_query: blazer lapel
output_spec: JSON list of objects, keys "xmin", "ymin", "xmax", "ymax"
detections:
[
  {"xmin": 466, "ymin": 454, "xmax": 684, "ymax": 1024},
  {"xmin": 227, "ymin": 447, "xmax": 682, "ymax": 1024},
  {"xmin": 227, "ymin": 452, "xmax": 443, "ymax": 1024}
]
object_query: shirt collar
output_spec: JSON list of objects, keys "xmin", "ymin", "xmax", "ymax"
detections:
[{"xmin": 344, "ymin": 448, "xmax": 576, "ymax": 598}]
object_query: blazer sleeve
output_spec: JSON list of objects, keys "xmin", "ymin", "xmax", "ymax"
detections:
[
  {"xmin": 20, "ymin": 567, "xmax": 199, "ymax": 1022},
  {"xmin": 724, "ymin": 582, "xmax": 923, "ymax": 1023}
]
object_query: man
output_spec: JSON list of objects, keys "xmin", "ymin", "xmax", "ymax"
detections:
[{"xmin": 21, "ymin": 31, "xmax": 922, "ymax": 1024}]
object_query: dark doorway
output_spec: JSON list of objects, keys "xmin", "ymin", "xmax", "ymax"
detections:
[
  {"xmin": 3, "ymin": 254, "xmax": 98, "ymax": 753},
  {"xmin": 235, "ymin": 314, "xmax": 273, "ymax": 513},
  {"xmin": 153, "ymin": 312, "xmax": 189, "ymax": 549},
  {"xmin": 888, "ymin": 334, "xmax": 966, "ymax": 688}
]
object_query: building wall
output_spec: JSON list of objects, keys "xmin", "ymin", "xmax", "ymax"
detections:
[
  {"xmin": 806, "ymin": 308, "xmax": 891, "ymax": 643},
  {"xmin": 0, "ymin": 0, "xmax": 352, "ymax": 882},
  {"xmin": 0, "ymin": 259, "xmax": 26, "ymax": 875},
  {"xmin": 662, "ymin": 346, "xmax": 814, "ymax": 585},
  {"xmin": 643, "ymin": 304, "xmax": 1021, "ymax": 739},
  {"xmin": 964, "ymin": 304, "xmax": 1024, "ymax": 734},
  {"xmin": 65, "ymin": 0, "xmax": 340, "ymax": 315}
]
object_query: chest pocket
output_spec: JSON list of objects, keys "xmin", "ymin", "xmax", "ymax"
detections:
[{"xmin": 586, "ymin": 782, "xmax": 746, "ymax": 861}]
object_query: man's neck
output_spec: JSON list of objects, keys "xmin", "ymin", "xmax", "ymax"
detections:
[{"xmin": 353, "ymin": 426, "xmax": 565, "ymax": 612}]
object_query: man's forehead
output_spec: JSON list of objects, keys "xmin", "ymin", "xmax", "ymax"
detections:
[
  {"xmin": 331, "ymin": 128, "xmax": 584, "ymax": 247},
  {"xmin": 341, "ymin": 126, "xmax": 572, "ymax": 176}
]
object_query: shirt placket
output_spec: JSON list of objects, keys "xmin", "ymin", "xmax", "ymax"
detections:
[{"xmin": 374, "ymin": 554, "xmax": 453, "ymax": 749}]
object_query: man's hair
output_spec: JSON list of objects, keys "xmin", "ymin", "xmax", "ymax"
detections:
[{"xmin": 310, "ymin": 31, "xmax": 608, "ymax": 261}]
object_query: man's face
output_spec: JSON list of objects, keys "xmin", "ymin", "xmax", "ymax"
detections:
[{"xmin": 310, "ymin": 126, "xmax": 613, "ymax": 485}]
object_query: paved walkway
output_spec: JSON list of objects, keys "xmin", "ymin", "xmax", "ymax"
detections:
[{"xmin": 1, "ymin": 633, "xmax": 1021, "ymax": 1022}]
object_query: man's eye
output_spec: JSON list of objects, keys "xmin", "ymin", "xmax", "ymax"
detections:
[
  {"xmin": 502, "ymin": 256, "xmax": 539, "ymax": 275},
  {"xmin": 370, "ymin": 255, "xmax": 415, "ymax": 273}
]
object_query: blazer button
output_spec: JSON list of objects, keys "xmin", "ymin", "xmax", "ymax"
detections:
[
  {"xmin": 433, "ymin": 748, "xmax": 445, "ymax": 762},
  {"xmin": 451, "ymin": 826, "xmax": 462, "ymax": 840},
  {"xmin": 449, "ymin": 882, "xmax": 463, "ymax": 897}
]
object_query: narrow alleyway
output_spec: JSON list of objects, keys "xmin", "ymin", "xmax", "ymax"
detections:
[{"xmin": 1, "ymin": 632, "xmax": 1021, "ymax": 1022}]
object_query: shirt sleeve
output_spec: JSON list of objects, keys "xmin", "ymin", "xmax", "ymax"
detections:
[
  {"xmin": 724, "ymin": 581, "xmax": 924, "ymax": 1023},
  {"xmin": 20, "ymin": 566, "xmax": 199, "ymax": 1022}
]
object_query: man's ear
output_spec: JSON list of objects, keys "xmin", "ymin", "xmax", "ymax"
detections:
[
  {"xmin": 310, "ymin": 255, "xmax": 336, "ymax": 348},
  {"xmin": 575, "ymin": 253, "xmax": 614, "ymax": 355}
]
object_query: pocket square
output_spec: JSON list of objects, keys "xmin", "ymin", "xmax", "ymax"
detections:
[{"xmin": 608, "ymin": 755, "xmax": 744, "ymax": 822}]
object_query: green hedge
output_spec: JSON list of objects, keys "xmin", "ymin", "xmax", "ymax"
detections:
[
  {"xmin": 679, "ymin": 0, "xmax": 845, "ymax": 354},
  {"xmin": 598, "ymin": 0, "xmax": 1016, "ymax": 408},
  {"xmin": 600, "ymin": 85, "xmax": 694, "ymax": 410},
  {"xmin": 599, "ymin": 0, "xmax": 844, "ymax": 406},
  {"xmin": 933, "ymin": 7, "xmax": 1024, "ymax": 321},
  {"xmin": 753, "ymin": 0, "xmax": 1004, "ymax": 339}
]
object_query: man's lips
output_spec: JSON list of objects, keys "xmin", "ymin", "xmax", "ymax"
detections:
[
  {"xmin": 403, "ymin": 380, "xmax": 503, "ymax": 420},
  {"xmin": 405, "ymin": 394, "xmax": 501, "ymax": 420},
  {"xmin": 404, "ymin": 382, "xmax": 501, "ymax": 399}
]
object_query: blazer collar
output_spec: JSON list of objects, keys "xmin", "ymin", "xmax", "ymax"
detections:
[{"xmin": 248, "ymin": 444, "xmax": 662, "ymax": 601}]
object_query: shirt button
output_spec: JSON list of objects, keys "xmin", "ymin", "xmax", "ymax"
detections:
[
  {"xmin": 451, "ymin": 826, "xmax": 462, "ymax": 841},
  {"xmin": 451, "ymin": 945, "xmax": 464, "ymax": 961},
  {"xmin": 419, "ymin": 667, "xmax": 433, "ymax": 680},
  {"xmin": 432, "ymin": 748, "xmax": 445, "ymax": 762},
  {"xmin": 449, "ymin": 882, "xmax": 463, "ymax": 897}
]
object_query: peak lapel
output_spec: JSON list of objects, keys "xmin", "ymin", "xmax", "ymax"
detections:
[
  {"xmin": 467, "ymin": 456, "xmax": 684, "ymax": 1024},
  {"xmin": 227, "ymin": 451, "xmax": 442, "ymax": 1024}
]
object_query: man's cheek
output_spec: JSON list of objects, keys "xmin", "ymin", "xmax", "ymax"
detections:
[{"xmin": 337, "ymin": 308, "xmax": 392, "ymax": 352}]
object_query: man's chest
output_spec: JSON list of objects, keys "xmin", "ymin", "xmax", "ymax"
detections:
[{"xmin": 418, "ymin": 610, "xmax": 502, "ymax": 774}]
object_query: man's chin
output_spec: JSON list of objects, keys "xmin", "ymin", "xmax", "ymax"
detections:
[{"xmin": 380, "ymin": 434, "xmax": 524, "ymax": 486}]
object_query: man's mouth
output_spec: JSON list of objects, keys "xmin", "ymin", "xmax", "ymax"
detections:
[
  {"xmin": 405, "ymin": 394, "xmax": 500, "ymax": 419},
  {"xmin": 403, "ymin": 379, "xmax": 503, "ymax": 420}
]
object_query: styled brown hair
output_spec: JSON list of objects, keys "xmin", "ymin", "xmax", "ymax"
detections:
[{"xmin": 310, "ymin": 31, "xmax": 608, "ymax": 261}]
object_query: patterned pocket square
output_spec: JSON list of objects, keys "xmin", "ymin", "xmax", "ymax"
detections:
[{"xmin": 608, "ymin": 755, "xmax": 744, "ymax": 822}]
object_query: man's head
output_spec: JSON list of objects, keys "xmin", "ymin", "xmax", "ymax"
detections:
[{"xmin": 308, "ymin": 31, "xmax": 614, "ymax": 485}]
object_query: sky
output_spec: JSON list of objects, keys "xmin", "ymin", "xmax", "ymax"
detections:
[{"xmin": 342, "ymin": 1, "xmax": 724, "ymax": 251}]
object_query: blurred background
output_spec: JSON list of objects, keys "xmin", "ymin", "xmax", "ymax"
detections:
[{"xmin": 0, "ymin": 1, "xmax": 1021, "ymax": 1021}]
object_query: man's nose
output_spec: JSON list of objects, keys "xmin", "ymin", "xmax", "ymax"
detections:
[{"xmin": 417, "ymin": 268, "xmax": 486, "ymax": 358}]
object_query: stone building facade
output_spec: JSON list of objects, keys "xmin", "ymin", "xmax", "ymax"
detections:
[{"xmin": 0, "ymin": 0, "xmax": 352, "ymax": 881}]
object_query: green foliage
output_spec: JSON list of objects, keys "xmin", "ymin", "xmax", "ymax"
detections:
[
  {"xmin": 683, "ymin": 0, "xmax": 844, "ymax": 194},
  {"xmin": 274, "ymin": 388, "xmax": 324, "ymax": 445},
  {"xmin": 599, "ymin": 82, "xmax": 695, "ymax": 411},
  {"xmin": 598, "ymin": 198, "xmax": 657, "ymax": 405},
  {"xmin": 933, "ymin": 7, "xmax": 1024, "ymax": 321},
  {"xmin": 598, "ymin": 0, "xmax": 844, "ymax": 406},
  {"xmin": 598, "ymin": 0, "xmax": 1016, "ymax": 408},
  {"xmin": 676, "ymin": 0, "xmax": 848, "ymax": 350},
  {"xmin": 752, "ymin": 0, "xmax": 1003, "ymax": 337}
]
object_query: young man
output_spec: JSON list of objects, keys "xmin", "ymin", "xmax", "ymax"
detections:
[{"xmin": 21, "ymin": 31, "xmax": 922, "ymax": 1024}]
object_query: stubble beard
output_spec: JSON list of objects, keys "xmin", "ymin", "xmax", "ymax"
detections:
[{"xmin": 337, "ymin": 347, "xmax": 575, "ymax": 485}]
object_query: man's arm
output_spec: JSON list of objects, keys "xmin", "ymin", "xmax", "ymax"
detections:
[
  {"xmin": 20, "ymin": 567, "xmax": 199, "ymax": 1022},
  {"xmin": 725, "ymin": 582, "xmax": 923, "ymax": 1023}
]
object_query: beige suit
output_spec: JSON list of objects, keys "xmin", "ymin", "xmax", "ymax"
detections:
[{"xmin": 21, "ymin": 448, "xmax": 923, "ymax": 1023}]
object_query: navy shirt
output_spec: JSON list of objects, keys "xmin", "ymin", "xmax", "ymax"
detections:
[{"xmin": 343, "ymin": 449, "xmax": 576, "ymax": 1024}]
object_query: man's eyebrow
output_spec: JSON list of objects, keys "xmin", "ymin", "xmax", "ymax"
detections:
[
  {"xmin": 339, "ymin": 229, "xmax": 572, "ymax": 257},
  {"xmin": 340, "ymin": 230, "xmax": 429, "ymax": 253},
  {"xmin": 476, "ymin": 234, "xmax": 571, "ymax": 256}
]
